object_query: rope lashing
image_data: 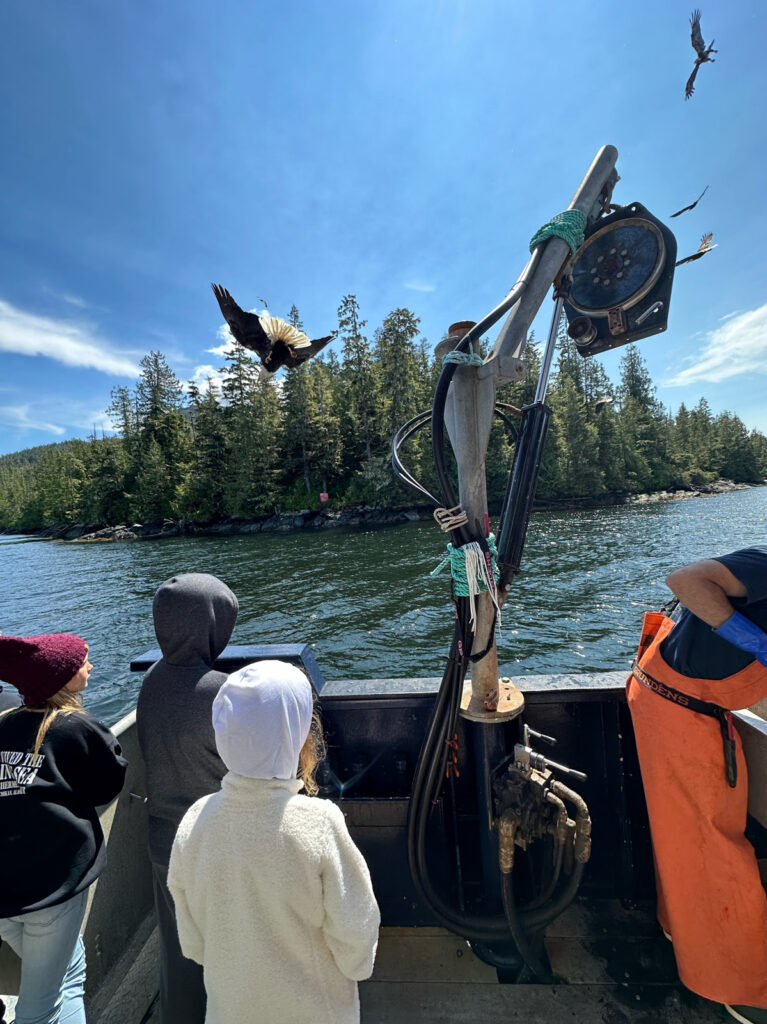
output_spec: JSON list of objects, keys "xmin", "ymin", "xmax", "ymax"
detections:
[
  {"xmin": 431, "ymin": 533, "xmax": 502, "ymax": 632},
  {"xmin": 433, "ymin": 505, "xmax": 469, "ymax": 532},
  {"xmin": 441, "ymin": 345, "xmax": 484, "ymax": 368},
  {"xmin": 529, "ymin": 210, "xmax": 587, "ymax": 256}
]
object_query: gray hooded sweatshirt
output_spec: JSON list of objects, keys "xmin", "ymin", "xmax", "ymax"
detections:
[{"xmin": 137, "ymin": 573, "xmax": 238, "ymax": 865}]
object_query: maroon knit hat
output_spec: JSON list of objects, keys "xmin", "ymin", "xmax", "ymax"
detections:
[{"xmin": 0, "ymin": 634, "xmax": 89, "ymax": 704}]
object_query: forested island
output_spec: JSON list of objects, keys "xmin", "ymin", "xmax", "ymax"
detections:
[{"xmin": 1, "ymin": 296, "xmax": 765, "ymax": 536}]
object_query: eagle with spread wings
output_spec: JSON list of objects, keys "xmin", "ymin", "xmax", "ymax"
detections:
[
  {"xmin": 670, "ymin": 185, "xmax": 709, "ymax": 218},
  {"xmin": 685, "ymin": 10, "xmax": 717, "ymax": 99},
  {"xmin": 211, "ymin": 284, "xmax": 336, "ymax": 374},
  {"xmin": 675, "ymin": 233, "xmax": 717, "ymax": 267}
]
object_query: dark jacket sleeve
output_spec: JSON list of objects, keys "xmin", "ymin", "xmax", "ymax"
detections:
[
  {"xmin": 56, "ymin": 713, "xmax": 128, "ymax": 808},
  {"xmin": 715, "ymin": 547, "xmax": 767, "ymax": 606}
]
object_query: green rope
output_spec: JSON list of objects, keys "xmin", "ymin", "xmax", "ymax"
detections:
[
  {"xmin": 441, "ymin": 346, "xmax": 484, "ymax": 368},
  {"xmin": 529, "ymin": 210, "xmax": 586, "ymax": 256},
  {"xmin": 431, "ymin": 533, "xmax": 499, "ymax": 597}
]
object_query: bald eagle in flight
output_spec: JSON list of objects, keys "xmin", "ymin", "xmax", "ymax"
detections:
[
  {"xmin": 675, "ymin": 233, "xmax": 717, "ymax": 266},
  {"xmin": 685, "ymin": 10, "xmax": 717, "ymax": 99},
  {"xmin": 211, "ymin": 284, "xmax": 335, "ymax": 374},
  {"xmin": 670, "ymin": 185, "xmax": 709, "ymax": 218}
]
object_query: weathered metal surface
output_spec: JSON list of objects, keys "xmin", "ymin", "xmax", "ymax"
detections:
[
  {"xmin": 459, "ymin": 678, "xmax": 525, "ymax": 722},
  {"xmin": 482, "ymin": 145, "xmax": 620, "ymax": 380}
]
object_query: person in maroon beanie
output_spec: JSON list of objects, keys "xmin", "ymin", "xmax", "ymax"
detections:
[{"xmin": 0, "ymin": 634, "xmax": 127, "ymax": 1024}]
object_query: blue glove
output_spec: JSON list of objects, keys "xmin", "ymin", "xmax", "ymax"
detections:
[{"xmin": 714, "ymin": 611, "xmax": 767, "ymax": 668}]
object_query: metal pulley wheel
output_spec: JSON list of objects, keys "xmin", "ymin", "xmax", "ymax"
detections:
[{"xmin": 563, "ymin": 202, "xmax": 677, "ymax": 357}]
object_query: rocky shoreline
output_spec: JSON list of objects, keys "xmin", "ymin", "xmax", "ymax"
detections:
[{"xmin": 5, "ymin": 478, "xmax": 760, "ymax": 543}]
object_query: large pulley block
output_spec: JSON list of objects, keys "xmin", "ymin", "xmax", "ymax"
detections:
[{"xmin": 563, "ymin": 202, "xmax": 677, "ymax": 357}]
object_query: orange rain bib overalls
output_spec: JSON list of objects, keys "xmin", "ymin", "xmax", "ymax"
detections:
[{"xmin": 627, "ymin": 611, "xmax": 767, "ymax": 1007}]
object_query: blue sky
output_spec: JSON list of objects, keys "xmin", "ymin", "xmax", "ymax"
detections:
[{"xmin": 0, "ymin": 0, "xmax": 765, "ymax": 454}]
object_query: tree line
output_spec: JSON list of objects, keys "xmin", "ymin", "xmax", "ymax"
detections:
[{"xmin": 1, "ymin": 295, "xmax": 765, "ymax": 531}]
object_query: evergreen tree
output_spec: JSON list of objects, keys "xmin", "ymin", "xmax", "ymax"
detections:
[
  {"xmin": 714, "ymin": 412, "xmax": 759, "ymax": 482},
  {"xmin": 617, "ymin": 345, "xmax": 670, "ymax": 491},
  {"xmin": 182, "ymin": 383, "xmax": 230, "ymax": 521},
  {"xmin": 80, "ymin": 438, "xmax": 131, "ymax": 523},
  {"xmin": 549, "ymin": 337, "xmax": 603, "ymax": 496},
  {"xmin": 375, "ymin": 308, "xmax": 425, "ymax": 501},
  {"xmin": 130, "ymin": 353, "xmax": 191, "ymax": 519},
  {"xmin": 2, "ymin": 316, "xmax": 767, "ymax": 532},
  {"xmin": 337, "ymin": 294, "xmax": 381, "ymax": 471}
]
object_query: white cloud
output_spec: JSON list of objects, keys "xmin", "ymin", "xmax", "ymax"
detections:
[
  {"xmin": 404, "ymin": 280, "xmax": 436, "ymax": 293},
  {"xmin": 41, "ymin": 287, "xmax": 90, "ymax": 310},
  {"xmin": 0, "ymin": 298, "xmax": 139, "ymax": 376},
  {"xmin": 663, "ymin": 304, "xmax": 767, "ymax": 387},
  {"xmin": 58, "ymin": 293, "xmax": 88, "ymax": 309},
  {"xmin": 185, "ymin": 364, "xmax": 226, "ymax": 394},
  {"xmin": 206, "ymin": 325, "xmax": 238, "ymax": 358},
  {"xmin": 0, "ymin": 404, "xmax": 65, "ymax": 435},
  {"xmin": 76, "ymin": 408, "xmax": 118, "ymax": 434}
]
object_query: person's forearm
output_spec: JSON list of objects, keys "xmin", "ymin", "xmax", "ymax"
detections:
[{"xmin": 665, "ymin": 566, "xmax": 736, "ymax": 628}]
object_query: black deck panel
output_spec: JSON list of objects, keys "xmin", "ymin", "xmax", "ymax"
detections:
[{"xmin": 129, "ymin": 643, "xmax": 327, "ymax": 694}]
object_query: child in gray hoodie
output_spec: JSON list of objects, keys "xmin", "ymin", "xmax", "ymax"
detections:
[{"xmin": 137, "ymin": 573, "xmax": 238, "ymax": 1024}]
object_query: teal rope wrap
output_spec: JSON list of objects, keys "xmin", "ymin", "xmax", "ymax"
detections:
[
  {"xmin": 441, "ymin": 346, "xmax": 484, "ymax": 368},
  {"xmin": 431, "ymin": 534, "xmax": 500, "ymax": 596},
  {"xmin": 529, "ymin": 210, "xmax": 587, "ymax": 256}
]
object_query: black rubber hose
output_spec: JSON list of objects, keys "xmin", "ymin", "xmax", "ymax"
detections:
[
  {"xmin": 407, "ymin": 601, "xmax": 514, "ymax": 941},
  {"xmin": 391, "ymin": 410, "xmax": 440, "ymax": 505},
  {"xmin": 431, "ymin": 359, "xmax": 468, "ymax": 548},
  {"xmin": 521, "ymin": 838, "xmax": 564, "ymax": 912},
  {"xmin": 393, "ymin": 405, "xmax": 518, "ymax": 508},
  {"xmin": 500, "ymin": 871, "xmax": 550, "ymax": 980},
  {"xmin": 521, "ymin": 860, "xmax": 586, "ymax": 931}
]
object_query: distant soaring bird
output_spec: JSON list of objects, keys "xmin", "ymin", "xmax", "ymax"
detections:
[
  {"xmin": 675, "ymin": 232, "xmax": 717, "ymax": 266},
  {"xmin": 685, "ymin": 10, "xmax": 717, "ymax": 99},
  {"xmin": 670, "ymin": 185, "xmax": 709, "ymax": 218},
  {"xmin": 211, "ymin": 284, "xmax": 335, "ymax": 373}
]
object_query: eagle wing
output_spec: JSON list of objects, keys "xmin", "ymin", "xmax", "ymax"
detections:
[
  {"xmin": 685, "ymin": 62, "xmax": 700, "ymax": 99},
  {"xmin": 690, "ymin": 10, "xmax": 706, "ymax": 57},
  {"xmin": 670, "ymin": 185, "xmax": 709, "ymax": 218},
  {"xmin": 283, "ymin": 333, "xmax": 336, "ymax": 369},
  {"xmin": 211, "ymin": 284, "xmax": 271, "ymax": 360},
  {"xmin": 675, "ymin": 233, "xmax": 715, "ymax": 266}
]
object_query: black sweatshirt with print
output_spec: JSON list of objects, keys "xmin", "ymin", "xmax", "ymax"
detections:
[{"xmin": 0, "ymin": 708, "xmax": 127, "ymax": 915}]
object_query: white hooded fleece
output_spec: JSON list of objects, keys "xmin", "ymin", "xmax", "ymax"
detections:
[{"xmin": 167, "ymin": 660, "xmax": 380, "ymax": 1024}]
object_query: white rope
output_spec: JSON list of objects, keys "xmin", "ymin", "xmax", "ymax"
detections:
[
  {"xmin": 433, "ymin": 505, "xmax": 469, "ymax": 532},
  {"xmin": 461, "ymin": 542, "xmax": 502, "ymax": 633}
]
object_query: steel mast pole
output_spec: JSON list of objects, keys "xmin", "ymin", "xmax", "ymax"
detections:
[{"xmin": 443, "ymin": 145, "xmax": 619, "ymax": 716}]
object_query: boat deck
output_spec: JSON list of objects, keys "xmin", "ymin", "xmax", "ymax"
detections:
[{"xmin": 83, "ymin": 899, "xmax": 722, "ymax": 1024}]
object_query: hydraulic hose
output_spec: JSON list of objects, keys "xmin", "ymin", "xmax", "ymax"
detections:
[
  {"xmin": 402, "ymin": 250, "xmax": 585, "ymax": 949},
  {"xmin": 522, "ymin": 836, "xmax": 565, "ymax": 912},
  {"xmin": 521, "ymin": 860, "xmax": 587, "ymax": 932},
  {"xmin": 501, "ymin": 871, "xmax": 550, "ymax": 980},
  {"xmin": 496, "ymin": 401, "xmax": 552, "ymax": 589},
  {"xmin": 407, "ymin": 599, "xmax": 514, "ymax": 941}
]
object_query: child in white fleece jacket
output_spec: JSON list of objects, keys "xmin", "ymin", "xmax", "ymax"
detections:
[{"xmin": 167, "ymin": 660, "xmax": 380, "ymax": 1024}]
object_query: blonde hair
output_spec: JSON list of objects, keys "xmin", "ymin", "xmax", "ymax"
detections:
[
  {"xmin": 0, "ymin": 689, "xmax": 85, "ymax": 759},
  {"xmin": 298, "ymin": 708, "xmax": 326, "ymax": 797}
]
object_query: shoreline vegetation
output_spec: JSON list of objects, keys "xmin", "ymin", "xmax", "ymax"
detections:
[
  {"xmin": 2, "ymin": 297, "xmax": 766, "ymax": 539},
  {"xmin": 4, "ymin": 479, "xmax": 760, "ymax": 543}
]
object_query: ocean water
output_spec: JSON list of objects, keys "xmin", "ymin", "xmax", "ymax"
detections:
[{"xmin": 1, "ymin": 487, "xmax": 765, "ymax": 724}]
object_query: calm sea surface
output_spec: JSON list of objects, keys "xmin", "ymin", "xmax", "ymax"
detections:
[{"xmin": 1, "ymin": 488, "xmax": 765, "ymax": 725}]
